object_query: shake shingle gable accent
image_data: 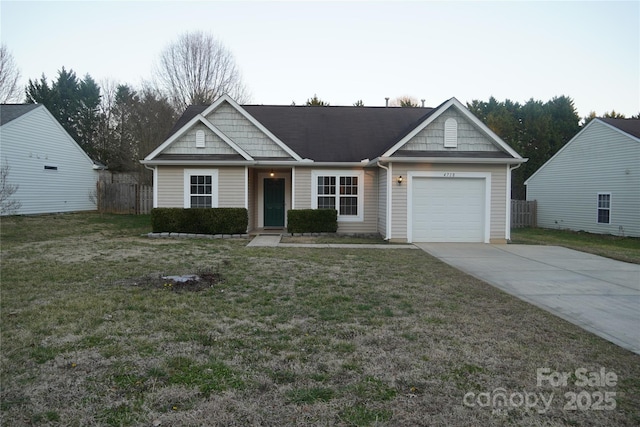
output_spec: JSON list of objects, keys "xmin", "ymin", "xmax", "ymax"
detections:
[{"xmin": 152, "ymin": 95, "xmax": 523, "ymax": 165}]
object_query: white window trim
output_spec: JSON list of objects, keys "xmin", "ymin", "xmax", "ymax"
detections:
[
  {"xmin": 183, "ymin": 168, "xmax": 219, "ymax": 208},
  {"xmin": 311, "ymin": 170, "xmax": 364, "ymax": 222},
  {"xmin": 597, "ymin": 192, "xmax": 611, "ymax": 224}
]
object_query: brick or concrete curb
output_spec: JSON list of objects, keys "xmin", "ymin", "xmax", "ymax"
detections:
[{"xmin": 147, "ymin": 232, "xmax": 250, "ymax": 239}]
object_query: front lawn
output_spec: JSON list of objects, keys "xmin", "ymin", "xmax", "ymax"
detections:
[
  {"xmin": 511, "ymin": 227, "xmax": 640, "ymax": 264},
  {"xmin": 1, "ymin": 213, "xmax": 639, "ymax": 426}
]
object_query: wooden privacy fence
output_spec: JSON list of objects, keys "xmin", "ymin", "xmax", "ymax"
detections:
[
  {"xmin": 511, "ymin": 199, "xmax": 537, "ymax": 228},
  {"xmin": 97, "ymin": 181, "xmax": 153, "ymax": 214}
]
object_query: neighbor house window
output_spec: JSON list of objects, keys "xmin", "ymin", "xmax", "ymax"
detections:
[
  {"xmin": 597, "ymin": 193, "xmax": 611, "ymax": 224},
  {"xmin": 184, "ymin": 169, "xmax": 218, "ymax": 208},
  {"xmin": 312, "ymin": 171, "xmax": 363, "ymax": 221}
]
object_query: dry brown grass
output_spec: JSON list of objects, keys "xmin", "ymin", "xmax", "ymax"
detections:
[{"xmin": 1, "ymin": 213, "xmax": 639, "ymax": 426}]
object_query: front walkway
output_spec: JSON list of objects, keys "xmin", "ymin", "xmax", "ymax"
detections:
[
  {"xmin": 416, "ymin": 243, "xmax": 640, "ymax": 355},
  {"xmin": 246, "ymin": 234, "xmax": 416, "ymax": 249}
]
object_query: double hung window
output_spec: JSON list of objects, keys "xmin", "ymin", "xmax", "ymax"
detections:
[
  {"xmin": 184, "ymin": 169, "xmax": 218, "ymax": 208},
  {"xmin": 313, "ymin": 171, "xmax": 363, "ymax": 221},
  {"xmin": 189, "ymin": 175, "xmax": 212, "ymax": 208},
  {"xmin": 597, "ymin": 193, "xmax": 611, "ymax": 224}
]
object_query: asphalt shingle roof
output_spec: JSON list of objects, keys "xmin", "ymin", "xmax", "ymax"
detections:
[
  {"xmin": 600, "ymin": 118, "xmax": 640, "ymax": 140},
  {"xmin": 166, "ymin": 105, "xmax": 436, "ymax": 162},
  {"xmin": 0, "ymin": 104, "xmax": 40, "ymax": 126}
]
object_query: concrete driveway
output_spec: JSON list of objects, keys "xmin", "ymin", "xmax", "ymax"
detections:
[{"xmin": 415, "ymin": 243, "xmax": 640, "ymax": 355}]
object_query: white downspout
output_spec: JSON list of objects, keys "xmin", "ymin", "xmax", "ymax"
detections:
[
  {"xmin": 144, "ymin": 164, "xmax": 158, "ymax": 208},
  {"xmin": 244, "ymin": 166, "xmax": 249, "ymax": 209},
  {"xmin": 506, "ymin": 163, "xmax": 522, "ymax": 241},
  {"xmin": 291, "ymin": 166, "xmax": 296, "ymax": 210},
  {"xmin": 377, "ymin": 161, "xmax": 392, "ymax": 240}
]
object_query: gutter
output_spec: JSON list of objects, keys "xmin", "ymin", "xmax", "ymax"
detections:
[
  {"xmin": 378, "ymin": 156, "xmax": 528, "ymax": 164},
  {"xmin": 140, "ymin": 160, "xmax": 380, "ymax": 168},
  {"xmin": 140, "ymin": 160, "xmax": 257, "ymax": 167}
]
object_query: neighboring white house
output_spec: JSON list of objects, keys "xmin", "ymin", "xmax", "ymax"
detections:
[
  {"xmin": 0, "ymin": 104, "xmax": 99, "ymax": 215},
  {"xmin": 525, "ymin": 118, "xmax": 640, "ymax": 237}
]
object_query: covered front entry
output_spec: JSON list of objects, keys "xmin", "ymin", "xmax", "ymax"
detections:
[
  {"xmin": 264, "ymin": 178, "xmax": 285, "ymax": 227},
  {"xmin": 410, "ymin": 174, "xmax": 488, "ymax": 243}
]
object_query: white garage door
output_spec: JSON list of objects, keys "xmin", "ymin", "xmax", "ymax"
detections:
[{"xmin": 411, "ymin": 177, "xmax": 485, "ymax": 242}]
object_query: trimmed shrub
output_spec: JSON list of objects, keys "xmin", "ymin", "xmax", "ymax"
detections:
[
  {"xmin": 151, "ymin": 208, "xmax": 248, "ymax": 234},
  {"xmin": 287, "ymin": 209, "xmax": 338, "ymax": 233}
]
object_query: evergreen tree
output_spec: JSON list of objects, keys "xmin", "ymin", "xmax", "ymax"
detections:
[
  {"xmin": 306, "ymin": 94, "xmax": 329, "ymax": 106},
  {"xmin": 25, "ymin": 68, "xmax": 103, "ymax": 158},
  {"xmin": 77, "ymin": 74, "xmax": 102, "ymax": 155},
  {"xmin": 467, "ymin": 96, "xmax": 580, "ymax": 199}
]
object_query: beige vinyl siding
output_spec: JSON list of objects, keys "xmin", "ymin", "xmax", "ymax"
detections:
[
  {"xmin": 156, "ymin": 166, "xmax": 184, "ymax": 207},
  {"xmin": 526, "ymin": 121, "xmax": 640, "ymax": 237},
  {"xmin": 293, "ymin": 167, "xmax": 379, "ymax": 234},
  {"xmin": 403, "ymin": 107, "xmax": 499, "ymax": 152},
  {"xmin": 218, "ymin": 167, "xmax": 247, "ymax": 208},
  {"xmin": 390, "ymin": 163, "xmax": 507, "ymax": 242},
  {"xmin": 293, "ymin": 168, "xmax": 312, "ymax": 209},
  {"xmin": 156, "ymin": 166, "xmax": 247, "ymax": 209}
]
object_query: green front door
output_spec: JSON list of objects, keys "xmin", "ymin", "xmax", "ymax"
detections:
[{"xmin": 264, "ymin": 178, "xmax": 285, "ymax": 227}]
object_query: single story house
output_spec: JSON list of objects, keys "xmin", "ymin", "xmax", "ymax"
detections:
[
  {"xmin": 525, "ymin": 118, "xmax": 640, "ymax": 237},
  {"xmin": 141, "ymin": 95, "xmax": 526, "ymax": 243},
  {"xmin": 0, "ymin": 104, "xmax": 100, "ymax": 215}
]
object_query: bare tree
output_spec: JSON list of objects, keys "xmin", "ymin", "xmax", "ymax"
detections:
[
  {"xmin": 0, "ymin": 44, "xmax": 22, "ymax": 103},
  {"xmin": 0, "ymin": 160, "xmax": 21, "ymax": 215},
  {"xmin": 154, "ymin": 31, "xmax": 249, "ymax": 110},
  {"xmin": 390, "ymin": 95, "xmax": 420, "ymax": 108}
]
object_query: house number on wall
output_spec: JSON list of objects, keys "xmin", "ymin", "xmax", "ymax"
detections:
[{"xmin": 443, "ymin": 172, "xmax": 456, "ymax": 177}]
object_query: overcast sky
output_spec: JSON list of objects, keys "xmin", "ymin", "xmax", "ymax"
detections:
[{"xmin": 1, "ymin": 1, "xmax": 638, "ymax": 117}]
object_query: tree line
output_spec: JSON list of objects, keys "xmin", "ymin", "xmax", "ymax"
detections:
[
  {"xmin": 1, "ymin": 33, "xmax": 637, "ymax": 194},
  {"xmin": 25, "ymin": 69, "xmax": 176, "ymax": 179}
]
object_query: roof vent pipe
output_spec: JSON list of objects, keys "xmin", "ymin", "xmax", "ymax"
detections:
[
  {"xmin": 421, "ymin": 99, "xmax": 425, "ymax": 108},
  {"xmin": 385, "ymin": 97, "xmax": 389, "ymax": 107}
]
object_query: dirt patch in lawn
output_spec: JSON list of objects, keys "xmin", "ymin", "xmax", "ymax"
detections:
[{"xmin": 129, "ymin": 271, "xmax": 224, "ymax": 292}]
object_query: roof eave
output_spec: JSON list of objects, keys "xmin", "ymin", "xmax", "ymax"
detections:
[
  {"xmin": 378, "ymin": 156, "xmax": 528, "ymax": 164},
  {"xmin": 140, "ymin": 159, "xmax": 256, "ymax": 166}
]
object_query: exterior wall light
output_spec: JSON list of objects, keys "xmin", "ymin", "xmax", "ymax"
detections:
[{"xmin": 397, "ymin": 175, "xmax": 403, "ymax": 185}]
